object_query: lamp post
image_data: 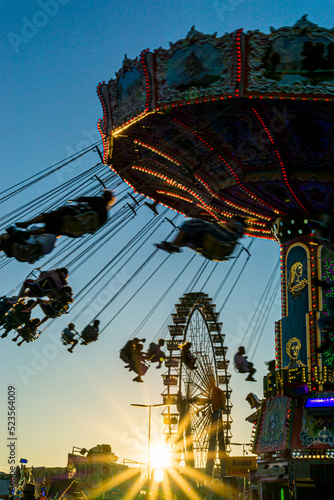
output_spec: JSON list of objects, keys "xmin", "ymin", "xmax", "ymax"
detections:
[{"xmin": 130, "ymin": 403, "xmax": 167, "ymax": 480}]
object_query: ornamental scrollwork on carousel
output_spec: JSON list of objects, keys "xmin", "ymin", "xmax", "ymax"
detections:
[
  {"xmin": 154, "ymin": 26, "xmax": 235, "ymax": 104},
  {"xmin": 109, "ymin": 54, "xmax": 147, "ymax": 127},
  {"xmin": 300, "ymin": 392, "xmax": 334, "ymax": 447},
  {"xmin": 246, "ymin": 15, "xmax": 334, "ymax": 95},
  {"xmin": 288, "ymin": 261, "xmax": 308, "ymax": 298},
  {"xmin": 258, "ymin": 396, "xmax": 291, "ymax": 451},
  {"xmin": 284, "ymin": 337, "xmax": 306, "ymax": 369}
]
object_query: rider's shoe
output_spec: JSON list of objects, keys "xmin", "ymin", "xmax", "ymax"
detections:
[
  {"xmin": 6, "ymin": 225, "xmax": 20, "ymax": 235},
  {"xmin": 16, "ymin": 222, "xmax": 29, "ymax": 229},
  {"xmin": 155, "ymin": 241, "xmax": 180, "ymax": 254},
  {"xmin": 6, "ymin": 225, "xmax": 28, "ymax": 244}
]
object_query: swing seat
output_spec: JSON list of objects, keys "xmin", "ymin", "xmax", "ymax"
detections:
[
  {"xmin": 11, "ymin": 242, "xmax": 44, "ymax": 264},
  {"xmin": 62, "ymin": 331, "xmax": 75, "ymax": 344},
  {"xmin": 200, "ymin": 234, "xmax": 237, "ymax": 262},
  {"xmin": 136, "ymin": 362, "xmax": 149, "ymax": 376},
  {"xmin": 81, "ymin": 334, "xmax": 99, "ymax": 344},
  {"xmin": 120, "ymin": 349, "xmax": 131, "ymax": 364},
  {"xmin": 234, "ymin": 362, "xmax": 255, "ymax": 381},
  {"xmin": 3, "ymin": 313, "xmax": 26, "ymax": 329},
  {"xmin": 60, "ymin": 211, "xmax": 100, "ymax": 237},
  {"xmin": 0, "ymin": 299, "xmax": 15, "ymax": 319},
  {"xmin": 127, "ymin": 361, "xmax": 149, "ymax": 378},
  {"xmin": 81, "ymin": 332, "xmax": 97, "ymax": 341},
  {"xmin": 61, "ymin": 334, "xmax": 71, "ymax": 345},
  {"xmin": 147, "ymin": 351, "xmax": 165, "ymax": 363},
  {"xmin": 81, "ymin": 335, "xmax": 99, "ymax": 344},
  {"xmin": 234, "ymin": 362, "xmax": 247, "ymax": 373},
  {"xmin": 181, "ymin": 352, "xmax": 197, "ymax": 369},
  {"xmin": 120, "ymin": 348, "xmax": 148, "ymax": 374},
  {"xmin": 19, "ymin": 326, "xmax": 40, "ymax": 342},
  {"xmin": 81, "ymin": 325, "xmax": 99, "ymax": 342},
  {"xmin": 40, "ymin": 301, "xmax": 69, "ymax": 318},
  {"xmin": 29, "ymin": 277, "xmax": 60, "ymax": 297}
]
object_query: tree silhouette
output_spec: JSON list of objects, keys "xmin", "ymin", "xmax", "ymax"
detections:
[
  {"xmin": 326, "ymin": 43, "xmax": 334, "ymax": 70},
  {"xmin": 301, "ymin": 41, "xmax": 317, "ymax": 72},
  {"xmin": 302, "ymin": 41, "xmax": 326, "ymax": 72},
  {"xmin": 314, "ymin": 42, "xmax": 326, "ymax": 70},
  {"xmin": 262, "ymin": 42, "xmax": 274, "ymax": 72},
  {"xmin": 269, "ymin": 52, "xmax": 281, "ymax": 72}
]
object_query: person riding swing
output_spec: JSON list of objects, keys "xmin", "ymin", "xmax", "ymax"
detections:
[
  {"xmin": 0, "ymin": 299, "xmax": 37, "ymax": 338},
  {"xmin": 0, "ymin": 227, "xmax": 58, "ymax": 264},
  {"xmin": 145, "ymin": 339, "xmax": 166, "ymax": 368},
  {"xmin": 18, "ymin": 268, "xmax": 69, "ymax": 299},
  {"xmin": 61, "ymin": 322, "xmax": 79, "ymax": 353},
  {"xmin": 80, "ymin": 319, "xmax": 100, "ymax": 345},
  {"xmin": 119, "ymin": 338, "xmax": 148, "ymax": 382},
  {"xmin": 131, "ymin": 341, "xmax": 149, "ymax": 382},
  {"xmin": 155, "ymin": 216, "xmax": 245, "ymax": 261},
  {"xmin": 234, "ymin": 346, "xmax": 257, "ymax": 382},
  {"xmin": 37, "ymin": 288, "xmax": 73, "ymax": 326},
  {"xmin": 179, "ymin": 341, "xmax": 197, "ymax": 369},
  {"xmin": 12, "ymin": 318, "xmax": 41, "ymax": 346},
  {"xmin": 14, "ymin": 190, "xmax": 116, "ymax": 238},
  {"xmin": 0, "ymin": 296, "xmax": 18, "ymax": 327}
]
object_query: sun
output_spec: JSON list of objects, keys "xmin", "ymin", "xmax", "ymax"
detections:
[{"xmin": 150, "ymin": 443, "xmax": 171, "ymax": 468}]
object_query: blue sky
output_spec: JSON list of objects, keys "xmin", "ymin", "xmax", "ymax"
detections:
[{"xmin": 0, "ymin": 0, "xmax": 332, "ymax": 472}]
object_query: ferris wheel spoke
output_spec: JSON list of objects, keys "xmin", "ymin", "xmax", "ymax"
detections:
[
  {"xmin": 185, "ymin": 368, "xmax": 208, "ymax": 392},
  {"xmin": 193, "ymin": 407, "xmax": 212, "ymax": 435},
  {"xmin": 186, "ymin": 357, "xmax": 213, "ymax": 391},
  {"xmin": 182, "ymin": 377, "xmax": 209, "ymax": 397},
  {"xmin": 180, "ymin": 369, "xmax": 210, "ymax": 398},
  {"xmin": 196, "ymin": 356, "xmax": 215, "ymax": 389},
  {"xmin": 191, "ymin": 368, "xmax": 212, "ymax": 395},
  {"xmin": 192, "ymin": 412, "xmax": 212, "ymax": 445}
]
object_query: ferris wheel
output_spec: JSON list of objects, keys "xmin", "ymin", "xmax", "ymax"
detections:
[{"xmin": 161, "ymin": 292, "xmax": 232, "ymax": 479}]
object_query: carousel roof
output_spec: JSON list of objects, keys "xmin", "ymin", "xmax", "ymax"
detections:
[{"xmin": 97, "ymin": 16, "xmax": 334, "ymax": 239}]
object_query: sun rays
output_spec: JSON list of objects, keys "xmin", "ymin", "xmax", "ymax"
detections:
[
  {"xmin": 87, "ymin": 294, "xmax": 231, "ymax": 500},
  {"xmin": 86, "ymin": 458, "xmax": 228, "ymax": 500},
  {"xmin": 150, "ymin": 444, "xmax": 171, "ymax": 468}
]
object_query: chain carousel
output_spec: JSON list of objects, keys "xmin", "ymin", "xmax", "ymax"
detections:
[{"xmin": 97, "ymin": 15, "xmax": 334, "ymax": 498}]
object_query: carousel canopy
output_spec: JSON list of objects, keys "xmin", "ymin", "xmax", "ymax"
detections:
[{"xmin": 97, "ymin": 16, "xmax": 334, "ymax": 240}]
